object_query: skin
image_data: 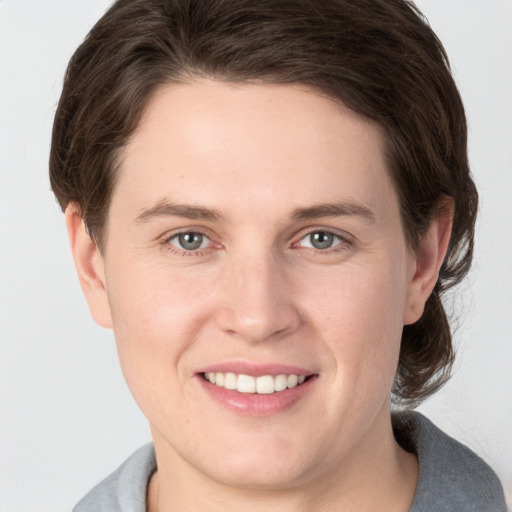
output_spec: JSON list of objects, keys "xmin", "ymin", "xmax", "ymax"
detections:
[{"xmin": 67, "ymin": 81, "xmax": 452, "ymax": 511}]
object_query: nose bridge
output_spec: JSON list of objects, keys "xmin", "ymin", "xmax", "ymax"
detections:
[{"xmin": 216, "ymin": 246, "xmax": 299, "ymax": 343}]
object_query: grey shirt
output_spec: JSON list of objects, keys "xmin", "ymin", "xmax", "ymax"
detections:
[{"xmin": 73, "ymin": 412, "xmax": 507, "ymax": 511}]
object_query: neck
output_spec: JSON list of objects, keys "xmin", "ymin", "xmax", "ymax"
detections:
[{"xmin": 147, "ymin": 409, "xmax": 418, "ymax": 512}]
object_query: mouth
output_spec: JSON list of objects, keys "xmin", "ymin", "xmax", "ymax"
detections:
[
  {"xmin": 202, "ymin": 371, "xmax": 311, "ymax": 394},
  {"xmin": 197, "ymin": 363, "xmax": 318, "ymax": 415}
]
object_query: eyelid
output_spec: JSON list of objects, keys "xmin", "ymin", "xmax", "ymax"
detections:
[
  {"xmin": 160, "ymin": 225, "xmax": 216, "ymax": 241},
  {"xmin": 158, "ymin": 225, "xmax": 354, "ymax": 255},
  {"xmin": 291, "ymin": 227, "xmax": 355, "ymax": 251},
  {"xmin": 298, "ymin": 232, "xmax": 343, "ymax": 249},
  {"xmin": 168, "ymin": 232, "xmax": 211, "ymax": 250},
  {"xmin": 160, "ymin": 227, "xmax": 222, "ymax": 255}
]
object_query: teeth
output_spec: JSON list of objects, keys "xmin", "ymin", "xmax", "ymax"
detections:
[
  {"xmin": 224, "ymin": 372, "xmax": 237, "ymax": 390},
  {"xmin": 204, "ymin": 372, "xmax": 308, "ymax": 394},
  {"xmin": 256, "ymin": 375, "xmax": 274, "ymax": 394},
  {"xmin": 287, "ymin": 374, "xmax": 298, "ymax": 389},
  {"xmin": 274, "ymin": 374, "xmax": 287, "ymax": 392},
  {"xmin": 237, "ymin": 374, "xmax": 256, "ymax": 393}
]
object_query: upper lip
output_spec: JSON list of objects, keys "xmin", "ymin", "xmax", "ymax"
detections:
[{"xmin": 197, "ymin": 361, "xmax": 316, "ymax": 377}]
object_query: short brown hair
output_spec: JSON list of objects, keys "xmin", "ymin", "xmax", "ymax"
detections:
[{"xmin": 50, "ymin": 0, "xmax": 477, "ymax": 406}]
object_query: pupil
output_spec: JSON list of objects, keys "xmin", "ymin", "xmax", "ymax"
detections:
[
  {"xmin": 311, "ymin": 231, "xmax": 333, "ymax": 249},
  {"xmin": 179, "ymin": 232, "xmax": 203, "ymax": 250}
]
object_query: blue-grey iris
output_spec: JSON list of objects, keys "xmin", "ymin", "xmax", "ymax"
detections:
[
  {"xmin": 310, "ymin": 231, "xmax": 334, "ymax": 249},
  {"xmin": 178, "ymin": 232, "xmax": 204, "ymax": 250}
]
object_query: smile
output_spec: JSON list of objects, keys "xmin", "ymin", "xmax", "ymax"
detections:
[{"xmin": 203, "ymin": 372, "xmax": 308, "ymax": 394}]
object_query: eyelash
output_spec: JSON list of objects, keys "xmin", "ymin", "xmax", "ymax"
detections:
[
  {"xmin": 162, "ymin": 230, "xmax": 218, "ymax": 257},
  {"xmin": 293, "ymin": 230, "xmax": 353, "ymax": 254},
  {"xmin": 161, "ymin": 228, "xmax": 353, "ymax": 257}
]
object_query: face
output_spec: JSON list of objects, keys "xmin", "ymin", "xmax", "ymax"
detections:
[{"xmin": 81, "ymin": 81, "xmax": 425, "ymax": 488}]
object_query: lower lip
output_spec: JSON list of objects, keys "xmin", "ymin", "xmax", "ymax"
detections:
[{"xmin": 197, "ymin": 375, "xmax": 317, "ymax": 416}]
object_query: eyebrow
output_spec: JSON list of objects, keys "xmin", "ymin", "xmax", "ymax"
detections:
[
  {"xmin": 135, "ymin": 201, "xmax": 223, "ymax": 223},
  {"xmin": 134, "ymin": 200, "xmax": 376, "ymax": 224},
  {"xmin": 291, "ymin": 201, "xmax": 376, "ymax": 223}
]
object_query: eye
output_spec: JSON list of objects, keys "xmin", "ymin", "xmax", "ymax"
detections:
[
  {"xmin": 299, "ymin": 230, "xmax": 344, "ymax": 250},
  {"xmin": 168, "ymin": 231, "xmax": 211, "ymax": 251}
]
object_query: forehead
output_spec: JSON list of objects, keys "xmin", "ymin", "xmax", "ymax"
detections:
[{"xmin": 115, "ymin": 80, "xmax": 398, "ymax": 223}]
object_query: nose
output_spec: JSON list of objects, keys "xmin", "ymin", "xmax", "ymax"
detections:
[{"xmin": 215, "ymin": 251, "xmax": 301, "ymax": 344}]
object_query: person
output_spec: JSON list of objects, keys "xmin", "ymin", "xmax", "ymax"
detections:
[{"xmin": 49, "ymin": 0, "xmax": 507, "ymax": 510}]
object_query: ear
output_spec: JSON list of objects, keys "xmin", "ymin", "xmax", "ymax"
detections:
[
  {"xmin": 65, "ymin": 204, "xmax": 113, "ymax": 328},
  {"xmin": 403, "ymin": 201, "xmax": 453, "ymax": 325}
]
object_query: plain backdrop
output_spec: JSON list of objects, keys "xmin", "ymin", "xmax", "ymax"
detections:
[{"xmin": 1, "ymin": 1, "xmax": 511, "ymax": 511}]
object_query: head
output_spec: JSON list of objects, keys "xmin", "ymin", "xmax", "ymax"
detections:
[
  {"xmin": 50, "ymin": 0, "xmax": 476, "ymax": 409},
  {"xmin": 51, "ymin": 1, "xmax": 480, "ymax": 495}
]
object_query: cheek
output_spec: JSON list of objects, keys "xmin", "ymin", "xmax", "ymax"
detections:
[
  {"xmin": 105, "ymin": 261, "xmax": 216, "ymax": 393},
  {"xmin": 109, "ymin": 258, "xmax": 211, "ymax": 335},
  {"xmin": 298, "ymin": 261, "xmax": 407, "ymax": 389}
]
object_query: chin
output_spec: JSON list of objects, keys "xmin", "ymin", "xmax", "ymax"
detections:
[
  {"xmin": 191, "ymin": 431, "xmax": 324, "ymax": 490},
  {"xmin": 204, "ymin": 457, "xmax": 312, "ymax": 490}
]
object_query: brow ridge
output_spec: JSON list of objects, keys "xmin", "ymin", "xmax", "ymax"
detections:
[
  {"xmin": 291, "ymin": 202, "xmax": 376, "ymax": 222},
  {"xmin": 135, "ymin": 200, "xmax": 375, "ymax": 224},
  {"xmin": 135, "ymin": 201, "xmax": 223, "ymax": 222}
]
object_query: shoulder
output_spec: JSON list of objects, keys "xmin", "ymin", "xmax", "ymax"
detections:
[
  {"xmin": 393, "ymin": 411, "xmax": 507, "ymax": 512},
  {"xmin": 73, "ymin": 443, "xmax": 156, "ymax": 512}
]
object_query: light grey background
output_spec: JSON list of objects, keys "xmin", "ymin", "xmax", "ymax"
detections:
[{"xmin": 1, "ymin": 1, "xmax": 511, "ymax": 510}]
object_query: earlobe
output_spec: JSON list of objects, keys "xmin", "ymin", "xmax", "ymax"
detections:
[
  {"xmin": 65, "ymin": 204, "xmax": 113, "ymax": 329},
  {"xmin": 403, "ymin": 201, "xmax": 453, "ymax": 325}
]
